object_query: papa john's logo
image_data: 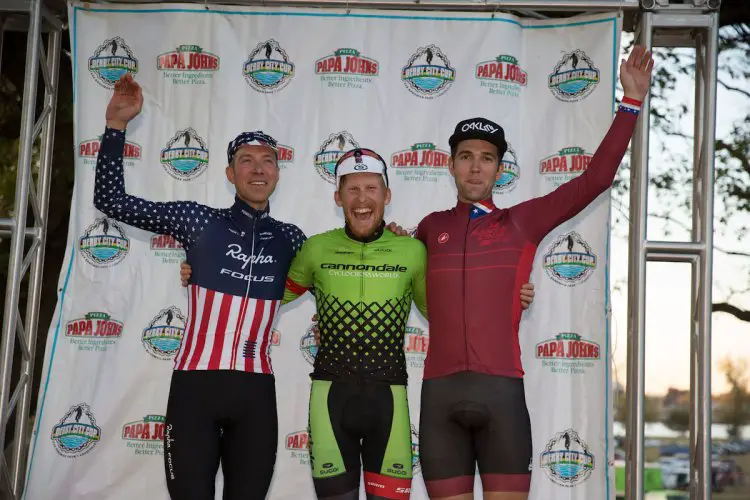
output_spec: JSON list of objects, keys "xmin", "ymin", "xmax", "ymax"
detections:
[
  {"xmin": 475, "ymin": 54, "xmax": 527, "ymax": 97},
  {"xmin": 316, "ymin": 48, "xmax": 378, "ymax": 89},
  {"xmin": 391, "ymin": 143, "xmax": 450, "ymax": 183},
  {"xmin": 243, "ymin": 39, "xmax": 295, "ymax": 93},
  {"xmin": 404, "ymin": 326, "xmax": 428, "ymax": 369},
  {"xmin": 314, "ymin": 131, "xmax": 360, "ymax": 184},
  {"xmin": 160, "ymin": 128, "xmax": 209, "ymax": 181},
  {"xmin": 401, "ymin": 45, "xmax": 456, "ymax": 99},
  {"xmin": 276, "ymin": 143, "xmax": 295, "ymax": 168},
  {"xmin": 88, "ymin": 37, "xmax": 138, "ymax": 88},
  {"xmin": 540, "ymin": 429, "xmax": 595, "ymax": 487},
  {"xmin": 537, "ymin": 332, "xmax": 600, "ymax": 375},
  {"xmin": 78, "ymin": 136, "xmax": 141, "ymax": 166},
  {"xmin": 151, "ymin": 235, "xmax": 185, "ymax": 265},
  {"xmin": 539, "ymin": 146, "xmax": 593, "ymax": 188},
  {"xmin": 494, "ymin": 142, "xmax": 520, "ymax": 194},
  {"xmin": 51, "ymin": 403, "xmax": 101, "ymax": 458},
  {"xmin": 66, "ymin": 312, "xmax": 123, "ymax": 352},
  {"xmin": 287, "ymin": 429, "xmax": 310, "ymax": 465},
  {"xmin": 548, "ymin": 50, "xmax": 600, "ymax": 102},
  {"xmin": 543, "ymin": 232, "xmax": 597, "ymax": 286},
  {"xmin": 79, "ymin": 217, "xmax": 129, "ymax": 267},
  {"xmin": 300, "ymin": 321, "xmax": 319, "ymax": 365},
  {"xmin": 122, "ymin": 415, "xmax": 166, "ymax": 457},
  {"xmin": 157, "ymin": 45, "xmax": 219, "ymax": 85},
  {"xmin": 142, "ymin": 307, "xmax": 186, "ymax": 360}
]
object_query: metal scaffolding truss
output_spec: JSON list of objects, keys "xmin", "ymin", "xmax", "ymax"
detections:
[{"xmin": 0, "ymin": 1, "xmax": 721, "ymax": 499}]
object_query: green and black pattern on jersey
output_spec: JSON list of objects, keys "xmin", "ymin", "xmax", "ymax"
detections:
[{"xmin": 284, "ymin": 226, "xmax": 427, "ymax": 384}]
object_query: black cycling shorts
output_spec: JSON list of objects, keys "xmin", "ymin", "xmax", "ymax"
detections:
[
  {"xmin": 308, "ymin": 380, "xmax": 413, "ymax": 500},
  {"xmin": 419, "ymin": 371, "xmax": 532, "ymax": 497},
  {"xmin": 163, "ymin": 370, "xmax": 277, "ymax": 500}
]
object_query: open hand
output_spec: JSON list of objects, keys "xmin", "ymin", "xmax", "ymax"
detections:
[
  {"xmin": 105, "ymin": 73, "xmax": 143, "ymax": 130},
  {"xmin": 620, "ymin": 45, "xmax": 654, "ymax": 102},
  {"xmin": 385, "ymin": 222, "xmax": 409, "ymax": 237}
]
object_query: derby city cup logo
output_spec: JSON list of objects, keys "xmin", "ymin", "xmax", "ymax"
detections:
[
  {"xmin": 79, "ymin": 217, "xmax": 129, "ymax": 267},
  {"xmin": 494, "ymin": 142, "xmax": 520, "ymax": 194},
  {"xmin": 540, "ymin": 429, "xmax": 595, "ymax": 487},
  {"xmin": 286, "ymin": 429, "xmax": 310, "ymax": 465},
  {"xmin": 536, "ymin": 332, "xmax": 600, "ymax": 375},
  {"xmin": 51, "ymin": 403, "xmax": 101, "ymax": 458},
  {"xmin": 300, "ymin": 322, "xmax": 319, "ymax": 365},
  {"xmin": 151, "ymin": 234, "xmax": 186, "ymax": 265},
  {"xmin": 243, "ymin": 39, "xmax": 295, "ymax": 93},
  {"xmin": 401, "ymin": 45, "xmax": 456, "ymax": 99},
  {"xmin": 157, "ymin": 45, "xmax": 219, "ymax": 85},
  {"xmin": 390, "ymin": 143, "xmax": 450, "ymax": 183},
  {"xmin": 122, "ymin": 414, "xmax": 166, "ymax": 456},
  {"xmin": 316, "ymin": 48, "xmax": 379, "ymax": 90},
  {"xmin": 539, "ymin": 146, "xmax": 593, "ymax": 188},
  {"xmin": 404, "ymin": 326, "xmax": 429, "ymax": 369},
  {"xmin": 544, "ymin": 232, "xmax": 597, "ymax": 286},
  {"xmin": 66, "ymin": 312, "xmax": 123, "ymax": 352},
  {"xmin": 160, "ymin": 128, "xmax": 209, "ymax": 181},
  {"xmin": 411, "ymin": 425, "xmax": 421, "ymax": 476},
  {"xmin": 475, "ymin": 54, "xmax": 527, "ymax": 97},
  {"xmin": 88, "ymin": 37, "xmax": 138, "ymax": 88},
  {"xmin": 78, "ymin": 136, "xmax": 141, "ymax": 167},
  {"xmin": 548, "ymin": 50, "xmax": 600, "ymax": 102},
  {"xmin": 314, "ymin": 131, "xmax": 360, "ymax": 184},
  {"xmin": 142, "ymin": 306, "xmax": 186, "ymax": 360}
]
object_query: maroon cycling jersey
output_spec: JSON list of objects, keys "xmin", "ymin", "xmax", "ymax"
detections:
[{"xmin": 416, "ymin": 109, "xmax": 638, "ymax": 380}]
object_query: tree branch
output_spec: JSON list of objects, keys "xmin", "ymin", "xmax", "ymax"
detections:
[
  {"xmin": 713, "ymin": 302, "xmax": 750, "ymax": 322},
  {"xmin": 718, "ymin": 78, "xmax": 750, "ymax": 99}
]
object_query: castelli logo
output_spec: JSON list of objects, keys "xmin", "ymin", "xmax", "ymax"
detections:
[{"xmin": 438, "ymin": 233, "xmax": 449, "ymax": 244}]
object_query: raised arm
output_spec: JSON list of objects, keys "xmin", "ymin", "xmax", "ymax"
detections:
[
  {"xmin": 94, "ymin": 74, "xmax": 214, "ymax": 249},
  {"xmin": 510, "ymin": 46, "xmax": 654, "ymax": 245}
]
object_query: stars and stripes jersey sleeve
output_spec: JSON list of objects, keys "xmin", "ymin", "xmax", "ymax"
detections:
[
  {"xmin": 509, "ymin": 109, "xmax": 638, "ymax": 245},
  {"xmin": 282, "ymin": 237, "xmax": 316, "ymax": 305},
  {"xmin": 93, "ymin": 126, "xmax": 217, "ymax": 250}
]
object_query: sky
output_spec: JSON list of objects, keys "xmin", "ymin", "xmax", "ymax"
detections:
[{"xmin": 608, "ymin": 33, "xmax": 750, "ymax": 396}]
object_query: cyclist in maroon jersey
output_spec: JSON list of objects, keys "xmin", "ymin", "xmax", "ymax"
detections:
[{"xmin": 415, "ymin": 46, "xmax": 654, "ymax": 500}]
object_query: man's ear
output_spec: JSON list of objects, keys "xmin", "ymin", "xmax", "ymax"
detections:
[
  {"xmin": 334, "ymin": 188, "xmax": 343, "ymax": 208},
  {"xmin": 225, "ymin": 164, "xmax": 235, "ymax": 185}
]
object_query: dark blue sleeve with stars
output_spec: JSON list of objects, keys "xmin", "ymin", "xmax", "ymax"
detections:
[{"xmin": 94, "ymin": 127, "xmax": 218, "ymax": 251}]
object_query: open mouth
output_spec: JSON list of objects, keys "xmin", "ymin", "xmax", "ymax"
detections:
[
  {"xmin": 249, "ymin": 180, "xmax": 267, "ymax": 187},
  {"xmin": 351, "ymin": 207, "xmax": 373, "ymax": 222}
]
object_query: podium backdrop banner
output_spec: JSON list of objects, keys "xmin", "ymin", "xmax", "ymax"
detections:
[{"xmin": 25, "ymin": 4, "xmax": 622, "ymax": 499}]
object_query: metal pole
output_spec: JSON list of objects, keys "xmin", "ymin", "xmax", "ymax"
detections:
[
  {"xmin": 11, "ymin": 25, "xmax": 60, "ymax": 496},
  {"xmin": 697, "ymin": 14, "xmax": 717, "ymax": 500},
  {"xmin": 0, "ymin": 0, "xmax": 41, "ymax": 494},
  {"xmin": 625, "ymin": 11, "xmax": 653, "ymax": 500}
]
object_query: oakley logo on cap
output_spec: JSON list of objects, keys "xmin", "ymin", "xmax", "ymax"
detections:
[
  {"xmin": 461, "ymin": 122, "xmax": 498, "ymax": 134},
  {"xmin": 354, "ymin": 164, "xmax": 368, "ymax": 171}
]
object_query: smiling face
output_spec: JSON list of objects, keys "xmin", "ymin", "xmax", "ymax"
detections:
[
  {"xmin": 334, "ymin": 172, "xmax": 391, "ymax": 239},
  {"xmin": 225, "ymin": 144, "xmax": 280, "ymax": 210},
  {"xmin": 449, "ymin": 139, "xmax": 503, "ymax": 203}
]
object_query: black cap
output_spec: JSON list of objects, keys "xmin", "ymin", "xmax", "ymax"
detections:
[{"xmin": 449, "ymin": 118, "xmax": 507, "ymax": 160}]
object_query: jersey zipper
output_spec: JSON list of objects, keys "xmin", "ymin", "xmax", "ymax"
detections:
[
  {"xmin": 236, "ymin": 216, "xmax": 257, "ymax": 370},
  {"xmin": 358, "ymin": 242, "xmax": 366, "ymax": 382},
  {"xmin": 463, "ymin": 215, "xmax": 470, "ymax": 371}
]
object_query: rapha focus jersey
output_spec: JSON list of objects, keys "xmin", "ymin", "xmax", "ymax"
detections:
[
  {"xmin": 94, "ymin": 127, "xmax": 306, "ymax": 374},
  {"xmin": 417, "ymin": 109, "xmax": 638, "ymax": 380},
  {"xmin": 283, "ymin": 225, "xmax": 427, "ymax": 384}
]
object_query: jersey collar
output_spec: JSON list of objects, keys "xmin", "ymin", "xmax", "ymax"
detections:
[
  {"xmin": 345, "ymin": 220, "xmax": 385, "ymax": 243},
  {"xmin": 232, "ymin": 196, "xmax": 270, "ymax": 224},
  {"xmin": 456, "ymin": 197, "xmax": 496, "ymax": 220}
]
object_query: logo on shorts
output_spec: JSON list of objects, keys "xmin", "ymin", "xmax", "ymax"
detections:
[
  {"xmin": 543, "ymin": 232, "xmax": 596, "ymax": 286},
  {"xmin": 79, "ymin": 136, "xmax": 141, "ymax": 166},
  {"xmin": 548, "ymin": 50, "xmax": 600, "ymax": 102},
  {"xmin": 299, "ymin": 321, "xmax": 319, "ymax": 365},
  {"xmin": 66, "ymin": 312, "xmax": 123, "ymax": 352},
  {"xmin": 160, "ymin": 128, "xmax": 209, "ymax": 181},
  {"xmin": 539, "ymin": 146, "xmax": 593, "ymax": 188},
  {"xmin": 157, "ymin": 45, "xmax": 219, "ymax": 85},
  {"xmin": 404, "ymin": 326, "xmax": 429, "ymax": 369},
  {"xmin": 122, "ymin": 415, "xmax": 166, "ymax": 456},
  {"xmin": 390, "ymin": 143, "xmax": 450, "ymax": 183},
  {"xmin": 51, "ymin": 403, "xmax": 101, "ymax": 458},
  {"xmin": 243, "ymin": 39, "xmax": 295, "ymax": 93},
  {"xmin": 402, "ymin": 45, "xmax": 455, "ymax": 98},
  {"xmin": 314, "ymin": 131, "xmax": 360, "ymax": 184},
  {"xmin": 494, "ymin": 142, "xmax": 520, "ymax": 194},
  {"xmin": 142, "ymin": 306, "xmax": 186, "ymax": 360},
  {"xmin": 79, "ymin": 217, "xmax": 129, "ymax": 267},
  {"xmin": 475, "ymin": 54, "xmax": 527, "ymax": 97},
  {"xmin": 537, "ymin": 332, "xmax": 600, "ymax": 375},
  {"xmin": 286, "ymin": 429, "xmax": 310, "ymax": 465},
  {"xmin": 150, "ymin": 235, "xmax": 186, "ymax": 265},
  {"xmin": 316, "ymin": 48, "xmax": 378, "ymax": 89},
  {"xmin": 88, "ymin": 37, "xmax": 138, "ymax": 88},
  {"xmin": 540, "ymin": 429, "xmax": 595, "ymax": 486}
]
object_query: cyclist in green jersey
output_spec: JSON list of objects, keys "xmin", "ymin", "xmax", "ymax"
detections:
[{"xmin": 284, "ymin": 148, "xmax": 425, "ymax": 500}]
